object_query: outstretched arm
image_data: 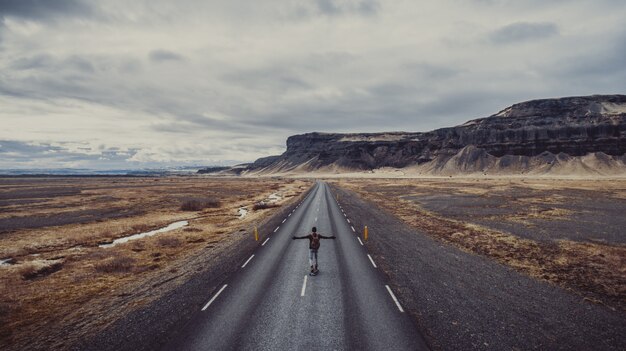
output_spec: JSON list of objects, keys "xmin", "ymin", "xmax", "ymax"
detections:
[
  {"xmin": 292, "ymin": 234, "xmax": 309, "ymax": 240},
  {"xmin": 319, "ymin": 234, "xmax": 336, "ymax": 239}
]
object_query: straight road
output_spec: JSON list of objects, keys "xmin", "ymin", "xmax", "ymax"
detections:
[{"xmin": 163, "ymin": 182, "xmax": 429, "ymax": 350}]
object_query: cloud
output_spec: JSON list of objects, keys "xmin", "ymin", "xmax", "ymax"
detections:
[
  {"xmin": 314, "ymin": 0, "xmax": 380, "ymax": 16},
  {"xmin": 292, "ymin": 0, "xmax": 380, "ymax": 18},
  {"xmin": 0, "ymin": 0, "xmax": 624, "ymax": 169},
  {"xmin": 0, "ymin": 0, "xmax": 93, "ymax": 21},
  {"xmin": 220, "ymin": 66, "xmax": 311, "ymax": 93},
  {"xmin": 10, "ymin": 53, "xmax": 95, "ymax": 73},
  {"xmin": 149, "ymin": 49, "xmax": 184, "ymax": 62},
  {"xmin": 0, "ymin": 140, "xmax": 139, "ymax": 169},
  {"xmin": 489, "ymin": 22, "xmax": 559, "ymax": 44}
]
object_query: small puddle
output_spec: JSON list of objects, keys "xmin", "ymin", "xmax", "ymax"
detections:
[
  {"xmin": 0, "ymin": 258, "xmax": 15, "ymax": 266},
  {"xmin": 99, "ymin": 220, "xmax": 189, "ymax": 248},
  {"xmin": 238, "ymin": 207, "xmax": 248, "ymax": 219}
]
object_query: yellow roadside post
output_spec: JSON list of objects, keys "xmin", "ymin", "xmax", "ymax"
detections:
[
  {"xmin": 364, "ymin": 226, "xmax": 368, "ymax": 241},
  {"xmin": 254, "ymin": 226, "xmax": 259, "ymax": 241}
]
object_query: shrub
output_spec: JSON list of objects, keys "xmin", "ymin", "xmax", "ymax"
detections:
[
  {"xmin": 94, "ymin": 256, "xmax": 135, "ymax": 273},
  {"xmin": 20, "ymin": 262, "xmax": 63, "ymax": 280},
  {"xmin": 180, "ymin": 197, "xmax": 221, "ymax": 211},
  {"xmin": 158, "ymin": 237, "xmax": 182, "ymax": 247},
  {"xmin": 252, "ymin": 202, "xmax": 280, "ymax": 211}
]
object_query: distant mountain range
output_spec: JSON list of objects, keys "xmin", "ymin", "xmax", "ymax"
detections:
[
  {"xmin": 0, "ymin": 166, "xmax": 208, "ymax": 176},
  {"xmin": 216, "ymin": 94, "xmax": 626, "ymax": 177}
]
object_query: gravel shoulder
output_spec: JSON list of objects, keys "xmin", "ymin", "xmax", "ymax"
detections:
[{"xmin": 331, "ymin": 184, "xmax": 626, "ymax": 350}]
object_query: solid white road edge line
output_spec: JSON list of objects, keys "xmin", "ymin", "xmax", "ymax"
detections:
[
  {"xmin": 385, "ymin": 285, "xmax": 405, "ymax": 312},
  {"xmin": 274, "ymin": 226, "xmax": 279, "ymax": 233},
  {"xmin": 367, "ymin": 254, "xmax": 377, "ymax": 268},
  {"xmin": 202, "ymin": 284, "xmax": 228, "ymax": 311},
  {"xmin": 357, "ymin": 237, "xmax": 364, "ymax": 245},
  {"xmin": 262, "ymin": 237, "xmax": 270, "ymax": 246},
  {"xmin": 301, "ymin": 275, "xmax": 308, "ymax": 297},
  {"xmin": 241, "ymin": 255, "xmax": 255, "ymax": 268},
  {"xmin": 351, "ymin": 226, "xmax": 355, "ymax": 232}
]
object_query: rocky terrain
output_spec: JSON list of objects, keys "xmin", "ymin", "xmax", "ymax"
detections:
[{"xmin": 235, "ymin": 95, "xmax": 626, "ymax": 176}]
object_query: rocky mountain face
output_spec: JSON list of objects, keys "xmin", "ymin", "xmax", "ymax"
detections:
[{"xmin": 242, "ymin": 95, "xmax": 626, "ymax": 176}]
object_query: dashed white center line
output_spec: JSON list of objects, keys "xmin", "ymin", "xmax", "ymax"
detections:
[
  {"xmin": 357, "ymin": 237, "xmax": 364, "ymax": 245},
  {"xmin": 241, "ymin": 255, "xmax": 255, "ymax": 268},
  {"xmin": 202, "ymin": 284, "xmax": 228, "ymax": 311},
  {"xmin": 385, "ymin": 285, "xmax": 404, "ymax": 312},
  {"xmin": 367, "ymin": 254, "xmax": 377, "ymax": 268},
  {"xmin": 274, "ymin": 226, "xmax": 280, "ymax": 233},
  {"xmin": 351, "ymin": 226, "xmax": 355, "ymax": 232},
  {"xmin": 288, "ymin": 213, "xmax": 291, "ymax": 217},
  {"xmin": 346, "ymin": 219, "xmax": 351, "ymax": 224},
  {"xmin": 301, "ymin": 275, "xmax": 308, "ymax": 297},
  {"xmin": 282, "ymin": 219, "xmax": 286, "ymax": 223},
  {"xmin": 315, "ymin": 217, "xmax": 318, "ymax": 222},
  {"xmin": 261, "ymin": 237, "xmax": 270, "ymax": 246},
  {"xmin": 343, "ymin": 213, "xmax": 347, "ymax": 217}
]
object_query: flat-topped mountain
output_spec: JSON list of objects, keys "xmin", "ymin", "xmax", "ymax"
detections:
[{"xmin": 222, "ymin": 95, "xmax": 626, "ymax": 176}]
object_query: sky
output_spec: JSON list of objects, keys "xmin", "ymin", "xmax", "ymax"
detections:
[{"xmin": 1, "ymin": 0, "xmax": 625, "ymax": 169}]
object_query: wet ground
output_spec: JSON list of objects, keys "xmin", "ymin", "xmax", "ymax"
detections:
[
  {"xmin": 403, "ymin": 186, "xmax": 626, "ymax": 244},
  {"xmin": 0, "ymin": 207, "xmax": 143, "ymax": 233}
]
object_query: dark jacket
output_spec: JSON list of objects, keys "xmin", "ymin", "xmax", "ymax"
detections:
[{"xmin": 293, "ymin": 232, "xmax": 335, "ymax": 249}]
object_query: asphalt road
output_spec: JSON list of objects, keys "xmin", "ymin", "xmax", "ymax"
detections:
[{"xmin": 163, "ymin": 182, "xmax": 429, "ymax": 350}]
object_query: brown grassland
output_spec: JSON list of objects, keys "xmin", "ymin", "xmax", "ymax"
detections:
[
  {"xmin": 332, "ymin": 178, "xmax": 626, "ymax": 312},
  {"xmin": 0, "ymin": 176, "xmax": 311, "ymax": 350}
]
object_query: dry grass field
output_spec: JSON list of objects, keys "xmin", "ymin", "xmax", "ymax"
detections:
[
  {"xmin": 0, "ymin": 176, "xmax": 311, "ymax": 350},
  {"xmin": 333, "ymin": 178, "xmax": 626, "ymax": 312}
]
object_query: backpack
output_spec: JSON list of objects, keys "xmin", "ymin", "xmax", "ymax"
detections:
[{"xmin": 310, "ymin": 233, "xmax": 321, "ymax": 250}]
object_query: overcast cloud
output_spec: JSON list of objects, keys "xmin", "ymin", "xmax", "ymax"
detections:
[{"xmin": 1, "ymin": 0, "xmax": 625, "ymax": 169}]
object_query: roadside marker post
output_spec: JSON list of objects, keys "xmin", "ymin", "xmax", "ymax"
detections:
[
  {"xmin": 254, "ymin": 226, "xmax": 259, "ymax": 241},
  {"xmin": 364, "ymin": 226, "xmax": 368, "ymax": 241}
]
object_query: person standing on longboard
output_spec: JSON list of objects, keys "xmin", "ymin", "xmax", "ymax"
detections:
[{"xmin": 293, "ymin": 226, "xmax": 335, "ymax": 275}]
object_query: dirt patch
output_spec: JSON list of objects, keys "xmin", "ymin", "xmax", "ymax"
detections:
[{"xmin": 405, "ymin": 185, "xmax": 626, "ymax": 244}]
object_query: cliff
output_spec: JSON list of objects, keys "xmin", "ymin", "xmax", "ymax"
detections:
[{"xmin": 244, "ymin": 95, "xmax": 626, "ymax": 176}]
